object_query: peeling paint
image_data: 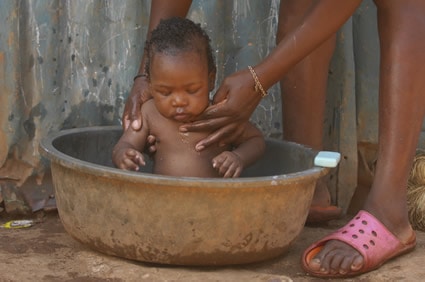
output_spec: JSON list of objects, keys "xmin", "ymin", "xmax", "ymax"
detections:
[{"xmin": 0, "ymin": 52, "xmax": 8, "ymax": 166}]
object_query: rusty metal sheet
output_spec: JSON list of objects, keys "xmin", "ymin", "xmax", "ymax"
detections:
[
  {"xmin": 1, "ymin": 0, "xmax": 423, "ymax": 211},
  {"xmin": 0, "ymin": 0, "xmax": 282, "ymax": 186}
]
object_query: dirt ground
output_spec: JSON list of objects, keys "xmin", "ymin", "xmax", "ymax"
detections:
[{"xmin": 1, "ymin": 212, "xmax": 425, "ymax": 282}]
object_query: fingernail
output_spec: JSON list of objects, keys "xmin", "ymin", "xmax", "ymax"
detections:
[
  {"xmin": 180, "ymin": 127, "xmax": 188, "ymax": 132},
  {"xmin": 132, "ymin": 120, "xmax": 139, "ymax": 128},
  {"xmin": 196, "ymin": 145, "xmax": 204, "ymax": 151}
]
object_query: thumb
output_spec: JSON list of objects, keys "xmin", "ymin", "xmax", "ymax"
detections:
[{"xmin": 130, "ymin": 103, "xmax": 143, "ymax": 131}]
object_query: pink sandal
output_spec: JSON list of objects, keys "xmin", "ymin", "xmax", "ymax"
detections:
[{"xmin": 302, "ymin": 210, "xmax": 416, "ymax": 278}]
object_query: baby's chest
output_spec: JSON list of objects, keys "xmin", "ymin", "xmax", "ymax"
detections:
[{"xmin": 155, "ymin": 130, "xmax": 207, "ymax": 152}]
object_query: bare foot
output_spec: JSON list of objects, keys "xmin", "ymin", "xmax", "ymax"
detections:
[{"xmin": 308, "ymin": 241, "xmax": 364, "ymax": 275}]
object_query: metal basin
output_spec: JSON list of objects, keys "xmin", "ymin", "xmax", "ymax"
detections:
[{"xmin": 39, "ymin": 125, "xmax": 328, "ymax": 265}]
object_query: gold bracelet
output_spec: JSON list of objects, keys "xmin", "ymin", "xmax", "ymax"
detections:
[{"xmin": 248, "ymin": 66, "xmax": 267, "ymax": 98}]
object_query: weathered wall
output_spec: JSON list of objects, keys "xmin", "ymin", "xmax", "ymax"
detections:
[
  {"xmin": 1, "ymin": 1, "xmax": 149, "ymax": 185},
  {"xmin": 0, "ymin": 0, "xmax": 424, "ymax": 210},
  {"xmin": 0, "ymin": 0, "xmax": 282, "ymax": 186}
]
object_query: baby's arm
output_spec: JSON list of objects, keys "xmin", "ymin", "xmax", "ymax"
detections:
[
  {"xmin": 212, "ymin": 123, "xmax": 265, "ymax": 178},
  {"xmin": 112, "ymin": 116, "xmax": 149, "ymax": 171}
]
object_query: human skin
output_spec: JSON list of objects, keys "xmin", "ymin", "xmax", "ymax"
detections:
[
  {"xmin": 123, "ymin": 0, "xmax": 344, "ymax": 245},
  {"xmin": 122, "ymin": 0, "xmax": 193, "ymax": 131},
  {"xmin": 307, "ymin": 0, "xmax": 425, "ymax": 275},
  {"xmin": 179, "ymin": 1, "xmax": 361, "ymax": 150},
  {"xmin": 193, "ymin": 0, "xmax": 423, "ymax": 275},
  {"xmin": 124, "ymin": 1, "xmax": 341, "ymax": 222},
  {"xmin": 114, "ymin": 52, "xmax": 265, "ymax": 178},
  {"xmin": 276, "ymin": 0, "xmax": 338, "ymax": 216},
  {"xmin": 276, "ymin": 0, "xmax": 336, "ymax": 152},
  {"xmin": 123, "ymin": 0, "xmax": 425, "ymax": 275}
]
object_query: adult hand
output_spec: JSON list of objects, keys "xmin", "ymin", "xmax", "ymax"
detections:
[
  {"xmin": 122, "ymin": 75, "xmax": 151, "ymax": 130},
  {"xmin": 180, "ymin": 68, "xmax": 263, "ymax": 151},
  {"xmin": 122, "ymin": 76, "xmax": 157, "ymax": 156},
  {"xmin": 144, "ymin": 135, "xmax": 157, "ymax": 156}
]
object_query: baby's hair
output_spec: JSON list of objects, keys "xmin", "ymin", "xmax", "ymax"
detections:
[{"xmin": 145, "ymin": 17, "xmax": 216, "ymax": 75}]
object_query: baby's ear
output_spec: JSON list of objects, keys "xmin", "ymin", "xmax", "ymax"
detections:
[{"xmin": 208, "ymin": 70, "xmax": 216, "ymax": 91}]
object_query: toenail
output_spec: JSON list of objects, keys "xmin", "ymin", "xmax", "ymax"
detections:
[{"xmin": 311, "ymin": 258, "xmax": 321, "ymax": 265}]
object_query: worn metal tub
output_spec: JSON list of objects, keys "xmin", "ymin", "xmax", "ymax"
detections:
[{"xmin": 39, "ymin": 125, "xmax": 328, "ymax": 265}]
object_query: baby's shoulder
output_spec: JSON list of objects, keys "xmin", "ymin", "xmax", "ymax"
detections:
[
  {"xmin": 141, "ymin": 100, "xmax": 159, "ymax": 117},
  {"xmin": 141, "ymin": 99, "xmax": 155, "ymax": 110}
]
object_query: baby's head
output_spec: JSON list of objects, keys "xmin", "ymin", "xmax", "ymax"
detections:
[
  {"xmin": 146, "ymin": 17, "xmax": 216, "ymax": 122},
  {"xmin": 146, "ymin": 17, "xmax": 216, "ymax": 77}
]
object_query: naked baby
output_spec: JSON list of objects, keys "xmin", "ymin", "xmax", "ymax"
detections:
[{"xmin": 112, "ymin": 17, "xmax": 265, "ymax": 178}]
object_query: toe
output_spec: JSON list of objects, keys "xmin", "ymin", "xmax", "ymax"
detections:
[
  {"xmin": 309, "ymin": 257, "xmax": 322, "ymax": 271},
  {"xmin": 306, "ymin": 240, "xmax": 365, "ymax": 276},
  {"xmin": 329, "ymin": 253, "xmax": 345, "ymax": 273},
  {"xmin": 350, "ymin": 255, "xmax": 364, "ymax": 271}
]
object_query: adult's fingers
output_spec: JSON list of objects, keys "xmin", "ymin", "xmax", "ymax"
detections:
[
  {"xmin": 180, "ymin": 115, "xmax": 230, "ymax": 133},
  {"xmin": 194, "ymin": 123, "xmax": 243, "ymax": 151},
  {"xmin": 123, "ymin": 77, "xmax": 150, "ymax": 130},
  {"xmin": 122, "ymin": 95, "xmax": 142, "ymax": 130}
]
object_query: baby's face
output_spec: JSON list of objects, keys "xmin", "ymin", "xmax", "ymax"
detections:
[{"xmin": 149, "ymin": 51, "xmax": 211, "ymax": 123}]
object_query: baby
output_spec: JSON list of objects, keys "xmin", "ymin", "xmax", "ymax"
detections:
[{"xmin": 112, "ymin": 17, "xmax": 265, "ymax": 178}]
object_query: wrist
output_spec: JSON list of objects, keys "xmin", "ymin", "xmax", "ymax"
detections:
[{"xmin": 247, "ymin": 66, "xmax": 268, "ymax": 98}]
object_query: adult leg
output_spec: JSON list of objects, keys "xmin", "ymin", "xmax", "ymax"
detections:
[
  {"xmin": 305, "ymin": 0, "xmax": 425, "ymax": 276},
  {"xmin": 277, "ymin": 0, "xmax": 341, "ymax": 223}
]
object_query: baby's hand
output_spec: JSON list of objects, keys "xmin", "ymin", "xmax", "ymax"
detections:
[
  {"xmin": 212, "ymin": 151, "xmax": 243, "ymax": 178},
  {"xmin": 114, "ymin": 148, "xmax": 146, "ymax": 171}
]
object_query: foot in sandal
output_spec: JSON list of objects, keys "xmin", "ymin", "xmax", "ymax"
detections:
[{"xmin": 302, "ymin": 210, "xmax": 416, "ymax": 278}]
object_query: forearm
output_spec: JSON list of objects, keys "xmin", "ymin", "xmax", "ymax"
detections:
[
  {"xmin": 114, "ymin": 126, "xmax": 148, "ymax": 153},
  {"xmin": 113, "ymin": 140, "xmax": 137, "ymax": 158},
  {"xmin": 232, "ymin": 136, "xmax": 266, "ymax": 168},
  {"xmin": 256, "ymin": 0, "xmax": 362, "ymax": 89}
]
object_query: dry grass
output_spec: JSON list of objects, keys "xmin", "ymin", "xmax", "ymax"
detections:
[{"xmin": 407, "ymin": 150, "xmax": 425, "ymax": 231}]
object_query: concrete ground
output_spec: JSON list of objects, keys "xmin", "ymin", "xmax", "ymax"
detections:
[{"xmin": 1, "ymin": 212, "xmax": 425, "ymax": 282}]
